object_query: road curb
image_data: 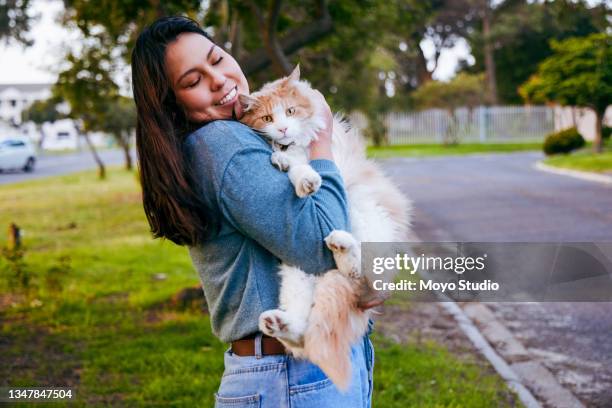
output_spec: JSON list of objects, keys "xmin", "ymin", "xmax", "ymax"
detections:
[
  {"xmin": 438, "ymin": 300, "xmax": 542, "ymax": 408},
  {"xmin": 534, "ymin": 161, "xmax": 612, "ymax": 185},
  {"xmin": 462, "ymin": 303, "xmax": 585, "ymax": 408}
]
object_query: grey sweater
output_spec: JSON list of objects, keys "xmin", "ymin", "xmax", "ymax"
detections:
[{"xmin": 182, "ymin": 120, "xmax": 351, "ymax": 343}]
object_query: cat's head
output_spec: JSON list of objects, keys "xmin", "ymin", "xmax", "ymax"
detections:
[{"xmin": 238, "ymin": 65, "xmax": 324, "ymax": 147}]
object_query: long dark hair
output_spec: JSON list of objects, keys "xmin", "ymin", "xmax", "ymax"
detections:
[{"xmin": 131, "ymin": 16, "xmax": 216, "ymax": 246}]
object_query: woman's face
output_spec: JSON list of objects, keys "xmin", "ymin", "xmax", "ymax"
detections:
[{"xmin": 165, "ymin": 32, "xmax": 249, "ymax": 123}]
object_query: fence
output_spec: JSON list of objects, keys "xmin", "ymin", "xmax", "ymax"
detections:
[{"xmin": 351, "ymin": 106, "xmax": 555, "ymax": 145}]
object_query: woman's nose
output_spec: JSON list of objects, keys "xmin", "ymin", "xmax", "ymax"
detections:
[{"xmin": 209, "ymin": 70, "xmax": 226, "ymax": 92}]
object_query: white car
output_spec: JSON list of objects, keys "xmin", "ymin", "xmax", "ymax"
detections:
[{"xmin": 0, "ymin": 137, "xmax": 37, "ymax": 172}]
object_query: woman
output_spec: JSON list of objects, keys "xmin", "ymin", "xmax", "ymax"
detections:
[{"xmin": 131, "ymin": 16, "xmax": 378, "ymax": 408}]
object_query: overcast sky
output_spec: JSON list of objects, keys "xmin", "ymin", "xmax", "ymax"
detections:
[{"xmin": 0, "ymin": 0, "xmax": 474, "ymax": 86}]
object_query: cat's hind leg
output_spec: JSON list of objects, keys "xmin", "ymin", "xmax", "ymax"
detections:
[
  {"xmin": 324, "ymin": 230, "xmax": 361, "ymax": 279},
  {"xmin": 259, "ymin": 265, "xmax": 316, "ymax": 347}
]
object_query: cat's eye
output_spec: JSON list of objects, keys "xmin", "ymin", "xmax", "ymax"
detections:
[
  {"xmin": 286, "ymin": 107, "xmax": 296, "ymax": 116},
  {"xmin": 262, "ymin": 115, "xmax": 273, "ymax": 123}
]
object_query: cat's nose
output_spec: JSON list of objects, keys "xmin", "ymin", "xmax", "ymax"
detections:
[{"xmin": 279, "ymin": 127, "xmax": 287, "ymax": 134}]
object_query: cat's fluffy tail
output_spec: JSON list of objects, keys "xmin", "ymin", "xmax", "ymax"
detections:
[{"xmin": 303, "ymin": 270, "xmax": 369, "ymax": 391}]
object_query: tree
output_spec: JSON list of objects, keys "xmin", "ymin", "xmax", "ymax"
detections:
[
  {"xmin": 520, "ymin": 33, "xmax": 611, "ymax": 153},
  {"xmin": 53, "ymin": 45, "xmax": 120, "ymax": 179},
  {"xmin": 0, "ymin": 0, "xmax": 33, "ymax": 45},
  {"xmin": 57, "ymin": 0, "xmax": 430, "ymax": 148},
  {"xmin": 412, "ymin": 73, "xmax": 485, "ymax": 144},
  {"xmin": 466, "ymin": 0, "xmax": 608, "ymax": 103},
  {"xmin": 98, "ymin": 97, "xmax": 136, "ymax": 170},
  {"xmin": 21, "ymin": 99, "xmax": 63, "ymax": 147}
]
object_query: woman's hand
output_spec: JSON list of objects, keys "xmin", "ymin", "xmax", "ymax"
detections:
[{"xmin": 309, "ymin": 90, "xmax": 334, "ymax": 161}]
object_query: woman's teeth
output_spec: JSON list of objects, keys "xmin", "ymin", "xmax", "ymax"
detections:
[{"xmin": 216, "ymin": 87, "xmax": 237, "ymax": 106}]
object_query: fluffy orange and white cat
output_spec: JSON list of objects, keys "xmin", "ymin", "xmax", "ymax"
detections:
[{"xmin": 238, "ymin": 65, "xmax": 410, "ymax": 390}]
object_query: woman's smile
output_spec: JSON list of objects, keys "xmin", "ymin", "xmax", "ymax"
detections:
[{"xmin": 215, "ymin": 85, "xmax": 238, "ymax": 106}]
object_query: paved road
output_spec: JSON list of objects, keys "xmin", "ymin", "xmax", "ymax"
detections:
[
  {"xmin": 0, "ymin": 149, "xmax": 130, "ymax": 185},
  {"xmin": 381, "ymin": 152, "xmax": 612, "ymax": 406}
]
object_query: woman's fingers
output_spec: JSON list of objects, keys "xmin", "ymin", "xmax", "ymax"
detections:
[{"xmin": 309, "ymin": 89, "xmax": 334, "ymax": 160}]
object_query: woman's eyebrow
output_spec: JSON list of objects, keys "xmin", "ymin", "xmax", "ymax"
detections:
[{"xmin": 176, "ymin": 44, "xmax": 216, "ymax": 86}]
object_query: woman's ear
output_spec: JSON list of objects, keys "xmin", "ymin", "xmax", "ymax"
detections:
[
  {"xmin": 238, "ymin": 94, "xmax": 257, "ymax": 112},
  {"xmin": 288, "ymin": 64, "xmax": 300, "ymax": 82}
]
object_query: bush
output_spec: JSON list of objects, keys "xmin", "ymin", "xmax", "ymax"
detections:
[
  {"xmin": 543, "ymin": 127, "xmax": 586, "ymax": 155},
  {"xmin": 602, "ymin": 126, "xmax": 611, "ymax": 142}
]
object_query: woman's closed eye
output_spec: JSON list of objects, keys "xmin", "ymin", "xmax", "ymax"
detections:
[
  {"xmin": 187, "ymin": 76, "xmax": 201, "ymax": 88},
  {"xmin": 184, "ymin": 58, "xmax": 222, "ymax": 89}
]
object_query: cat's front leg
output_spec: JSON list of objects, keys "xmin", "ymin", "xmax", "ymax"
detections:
[
  {"xmin": 288, "ymin": 164, "xmax": 322, "ymax": 198},
  {"xmin": 271, "ymin": 150, "xmax": 291, "ymax": 172},
  {"xmin": 325, "ymin": 230, "xmax": 361, "ymax": 279}
]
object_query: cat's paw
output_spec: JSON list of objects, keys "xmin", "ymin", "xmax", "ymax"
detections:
[
  {"xmin": 296, "ymin": 172, "xmax": 322, "ymax": 197},
  {"xmin": 259, "ymin": 309, "xmax": 290, "ymax": 338},
  {"xmin": 325, "ymin": 230, "xmax": 357, "ymax": 253},
  {"xmin": 271, "ymin": 151, "xmax": 291, "ymax": 172},
  {"xmin": 325, "ymin": 230, "xmax": 361, "ymax": 278}
]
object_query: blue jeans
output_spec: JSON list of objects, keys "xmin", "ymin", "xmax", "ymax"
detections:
[{"xmin": 214, "ymin": 319, "xmax": 375, "ymax": 408}]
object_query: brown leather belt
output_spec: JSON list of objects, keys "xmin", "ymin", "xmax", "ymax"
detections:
[{"xmin": 231, "ymin": 332, "xmax": 288, "ymax": 356}]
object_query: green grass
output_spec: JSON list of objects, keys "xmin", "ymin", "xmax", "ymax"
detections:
[
  {"xmin": 0, "ymin": 169, "xmax": 516, "ymax": 406},
  {"xmin": 367, "ymin": 142, "xmax": 542, "ymax": 158},
  {"xmin": 543, "ymin": 148, "xmax": 612, "ymax": 173}
]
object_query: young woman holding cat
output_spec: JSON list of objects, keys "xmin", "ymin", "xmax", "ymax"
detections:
[{"xmin": 131, "ymin": 16, "xmax": 380, "ymax": 407}]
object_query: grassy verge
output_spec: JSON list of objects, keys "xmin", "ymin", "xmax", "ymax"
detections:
[
  {"xmin": 1, "ymin": 169, "xmax": 515, "ymax": 406},
  {"xmin": 543, "ymin": 148, "xmax": 612, "ymax": 174},
  {"xmin": 367, "ymin": 142, "xmax": 541, "ymax": 159}
]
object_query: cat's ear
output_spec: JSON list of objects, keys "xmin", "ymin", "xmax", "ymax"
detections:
[
  {"xmin": 238, "ymin": 94, "xmax": 257, "ymax": 112},
  {"xmin": 288, "ymin": 64, "xmax": 300, "ymax": 82}
]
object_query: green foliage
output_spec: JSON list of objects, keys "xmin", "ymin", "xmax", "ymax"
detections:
[
  {"xmin": 542, "ymin": 127, "xmax": 586, "ymax": 156},
  {"xmin": 53, "ymin": 45, "xmax": 120, "ymax": 132},
  {"xmin": 602, "ymin": 126, "xmax": 611, "ymax": 141},
  {"xmin": 520, "ymin": 33, "xmax": 611, "ymax": 152},
  {"xmin": 412, "ymin": 73, "xmax": 485, "ymax": 112},
  {"xmin": 21, "ymin": 99, "xmax": 63, "ymax": 125},
  {"xmin": 1, "ymin": 246, "xmax": 33, "ymax": 295},
  {"xmin": 520, "ymin": 33, "xmax": 611, "ymax": 113},
  {"xmin": 466, "ymin": 0, "xmax": 608, "ymax": 103},
  {"xmin": 0, "ymin": 0, "xmax": 33, "ymax": 45}
]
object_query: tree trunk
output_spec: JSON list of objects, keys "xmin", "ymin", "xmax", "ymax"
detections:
[
  {"xmin": 82, "ymin": 132, "xmax": 106, "ymax": 179},
  {"xmin": 482, "ymin": 0, "xmax": 498, "ymax": 105},
  {"xmin": 416, "ymin": 44, "xmax": 433, "ymax": 86},
  {"xmin": 594, "ymin": 110, "xmax": 603, "ymax": 154},
  {"xmin": 445, "ymin": 109, "xmax": 459, "ymax": 146},
  {"xmin": 117, "ymin": 134, "xmax": 132, "ymax": 170}
]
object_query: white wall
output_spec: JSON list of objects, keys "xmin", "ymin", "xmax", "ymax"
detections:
[
  {"xmin": 554, "ymin": 105, "xmax": 612, "ymax": 141},
  {"xmin": 0, "ymin": 86, "xmax": 52, "ymax": 125},
  {"xmin": 41, "ymin": 119, "xmax": 80, "ymax": 150}
]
